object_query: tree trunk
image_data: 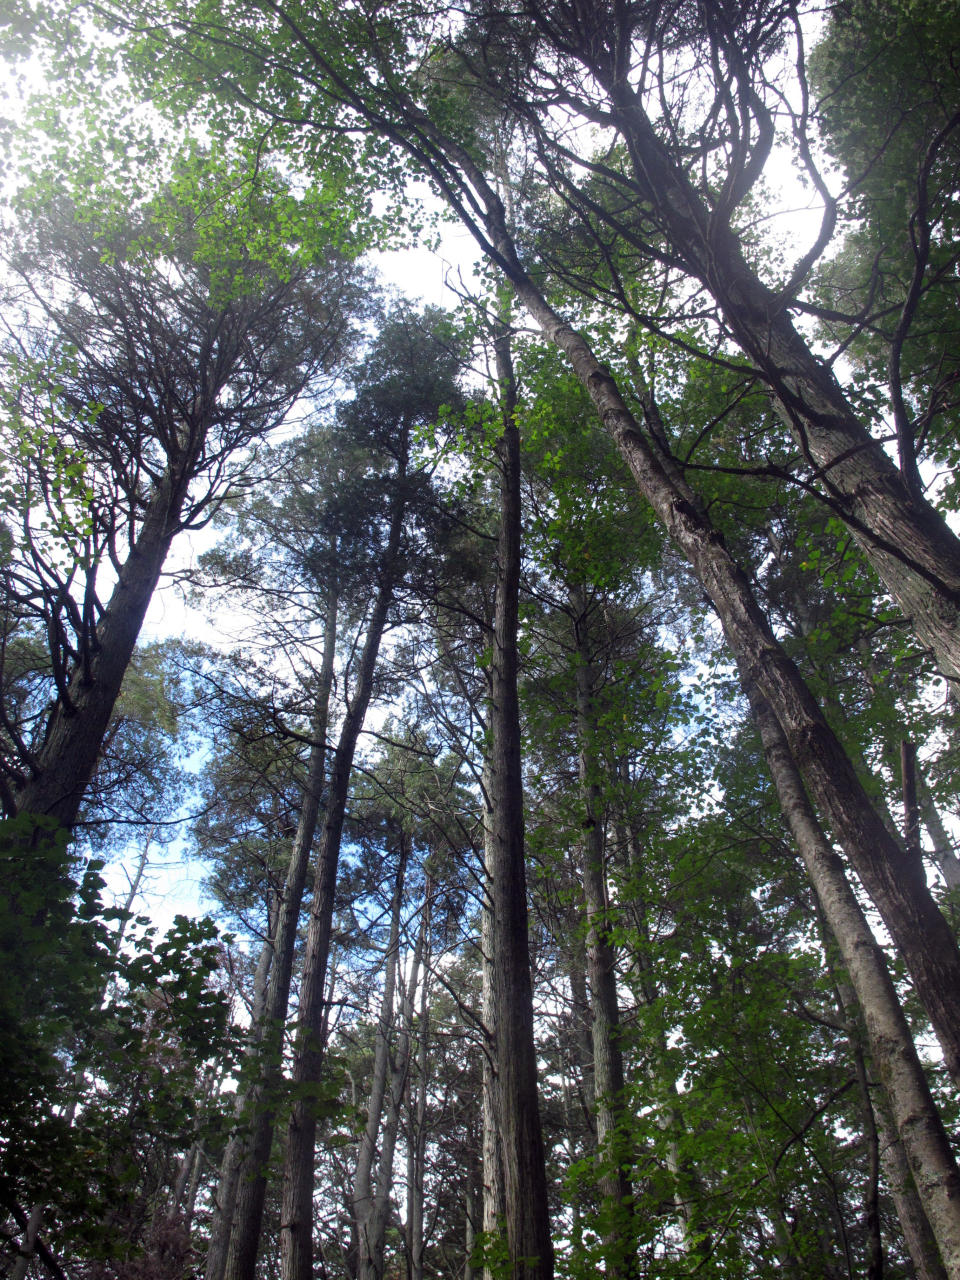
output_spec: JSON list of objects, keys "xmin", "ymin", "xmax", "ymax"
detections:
[
  {"xmin": 408, "ymin": 889, "xmax": 431, "ymax": 1280},
  {"xmin": 484, "ymin": 323, "xmax": 554, "ymax": 1280},
  {"xmin": 598, "ymin": 73, "xmax": 960, "ymax": 688},
  {"xmin": 875, "ymin": 1104, "xmax": 950, "ymax": 1280},
  {"xmin": 826, "ymin": 910, "xmax": 949, "ymax": 1278},
  {"xmin": 571, "ymin": 606, "xmax": 635, "ymax": 1277},
  {"xmin": 918, "ymin": 775, "xmax": 960, "ymax": 890},
  {"xmin": 480, "ymin": 830, "xmax": 505, "ymax": 1280},
  {"xmin": 567, "ymin": 950, "xmax": 595, "ymax": 1130},
  {"xmin": 374, "ymin": 125, "xmax": 960, "ymax": 1087},
  {"xmin": 279, "ymin": 500, "xmax": 406, "ymax": 1280},
  {"xmin": 352, "ymin": 831, "xmax": 408, "ymax": 1280},
  {"xmin": 495, "ymin": 254, "xmax": 960, "ymax": 1091},
  {"xmin": 217, "ymin": 576, "xmax": 340, "ymax": 1280},
  {"xmin": 745, "ymin": 679, "xmax": 960, "ymax": 1273},
  {"xmin": 9, "ymin": 1202, "xmax": 43, "ymax": 1280},
  {"xmin": 821, "ymin": 934, "xmax": 883, "ymax": 1280},
  {"xmin": 14, "ymin": 472, "xmax": 186, "ymax": 830}
]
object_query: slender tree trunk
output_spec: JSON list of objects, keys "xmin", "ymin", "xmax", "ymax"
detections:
[
  {"xmin": 367, "ymin": 880, "xmax": 427, "ymax": 1280},
  {"xmin": 216, "ymin": 576, "xmax": 339, "ymax": 1280},
  {"xmin": 822, "ymin": 905, "xmax": 947, "ymax": 1279},
  {"xmin": 10, "ymin": 1202, "xmax": 43, "ymax": 1280},
  {"xmin": 14, "ymin": 473, "xmax": 186, "ymax": 829},
  {"xmin": 480, "ymin": 831, "xmax": 505, "ymax": 1280},
  {"xmin": 485, "ymin": 323, "xmax": 554, "ymax": 1280},
  {"xmin": 567, "ymin": 951, "xmax": 595, "ymax": 1129},
  {"xmin": 571, "ymin": 607, "xmax": 635, "ymax": 1277},
  {"xmin": 825, "ymin": 913, "xmax": 948, "ymax": 1278},
  {"xmin": 279, "ymin": 499, "xmax": 406, "ymax": 1280},
  {"xmin": 918, "ymin": 777, "xmax": 960, "ymax": 890},
  {"xmin": 352, "ymin": 831, "xmax": 408, "ymax": 1280},
  {"xmin": 171, "ymin": 1142, "xmax": 201, "ymax": 1217},
  {"xmin": 390, "ymin": 134, "xmax": 960, "ymax": 1086},
  {"xmin": 408, "ymin": 890, "xmax": 431, "ymax": 1280},
  {"xmin": 745, "ymin": 679, "xmax": 960, "ymax": 1273},
  {"xmin": 820, "ymin": 932, "xmax": 883, "ymax": 1280},
  {"xmin": 465, "ymin": 1179, "xmax": 477, "ymax": 1280}
]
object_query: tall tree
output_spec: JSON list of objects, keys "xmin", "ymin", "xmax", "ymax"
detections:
[
  {"xmin": 276, "ymin": 307, "xmax": 466, "ymax": 1280},
  {"xmin": 0, "ymin": 149, "xmax": 366, "ymax": 833},
  {"xmin": 482, "ymin": 316, "xmax": 554, "ymax": 1280}
]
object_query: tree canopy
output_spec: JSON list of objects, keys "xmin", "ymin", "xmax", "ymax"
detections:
[{"xmin": 2, "ymin": 3, "xmax": 960, "ymax": 1279}]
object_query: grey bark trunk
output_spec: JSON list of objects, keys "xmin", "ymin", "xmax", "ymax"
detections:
[
  {"xmin": 821, "ymin": 937, "xmax": 883, "ymax": 1280},
  {"xmin": 402, "ymin": 135, "xmax": 960, "ymax": 1087},
  {"xmin": 279, "ymin": 500, "xmax": 406, "ymax": 1280},
  {"xmin": 745, "ymin": 680, "xmax": 960, "ymax": 1273},
  {"xmin": 567, "ymin": 951, "xmax": 595, "ymax": 1128},
  {"xmin": 501, "ymin": 259, "xmax": 960, "ymax": 1091},
  {"xmin": 379, "ymin": 885, "xmax": 428, "ymax": 1280},
  {"xmin": 10, "ymin": 1203, "xmax": 43, "ymax": 1280},
  {"xmin": 408, "ymin": 893, "xmax": 431, "ymax": 1280},
  {"xmin": 918, "ymin": 777, "xmax": 960, "ymax": 890},
  {"xmin": 875, "ymin": 1103, "xmax": 950, "ymax": 1280},
  {"xmin": 600, "ymin": 77, "xmax": 960, "ymax": 688},
  {"xmin": 216, "ymin": 576, "xmax": 339, "ymax": 1280}
]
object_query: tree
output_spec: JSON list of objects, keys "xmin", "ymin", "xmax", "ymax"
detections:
[
  {"xmin": 272, "ymin": 305, "xmax": 466, "ymax": 1280},
  {"xmin": 0, "ymin": 148, "xmax": 367, "ymax": 833},
  {"xmin": 89, "ymin": 0, "xmax": 960, "ymax": 1120},
  {"xmin": 9, "ymin": 7, "xmax": 960, "ymax": 1275}
]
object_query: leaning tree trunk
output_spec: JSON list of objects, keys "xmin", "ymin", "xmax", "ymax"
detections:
[
  {"xmin": 279, "ymin": 498, "xmax": 406, "ymax": 1280},
  {"xmin": 13, "ymin": 470, "xmax": 188, "ymax": 830},
  {"xmin": 217, "ymin": 574, "xmax": 339, "ymax": 1280},
  {"xmin": 919, "ymin": 779, "xmax": 960, "ymax": 890},
  {"xmin": 487, "ymin": 241, "xmax": 960, "ymax": 1091},
  {"xmin": 368, "ymin": 125, "xmax": 960, "ymax": 1087},
  {"xmin": 597, "ymin": 76, "xmax": 960, "ymax": 688},
  {"xmin": 823, "ymin": 934, "xmax": 947, "ymax": 1280},
  {"xmin": 484, "ymin": 323, "xmax": 554, "ymax": 1280},
  {"xmin": 745, "ymin": 679, "xmax": 960, "ymax": 1273},
  {"xmin": 875, "ymin": 1104, "xmax": 950, "ymax": 1280}
]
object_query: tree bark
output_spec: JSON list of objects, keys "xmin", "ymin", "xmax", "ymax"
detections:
[
  {"xmin": 407, "ymin": 888, "xmax": 431, "ymax": 1280},
  {"xmin": 821, "ymin": 929, "xmax": 883, "ymax": 1280},
  {"xmin": 745, "ymin": 680, "xmax": 960, "ymax": 1273},
  {"xmin": 483, "ymin": 323, "xmax": 554, "ymax": 1280},
  {"xmin": 919, "ymin": 777, "xmax": 960, "ymax": 890},
  {"xmin": 279, "ymin": 498, "xmax": 405, "ymax": 1280},
  {"xmin": 875, "ymin": 1103, "xmax": 950, "ymax": 1280},
  {"xmin": 9, "ymin": 1202, "xmax": 43, "ymax": 1280},
  {"xmin": 824, "ymin": 945, "xmax": 947, "ymax": 1280}
]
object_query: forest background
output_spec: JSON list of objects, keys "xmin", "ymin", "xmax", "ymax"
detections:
[{"xmin": 2, "ymin": 2, "xmax": 960, "ymax": 1279}]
